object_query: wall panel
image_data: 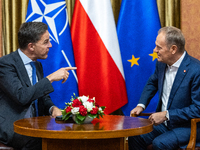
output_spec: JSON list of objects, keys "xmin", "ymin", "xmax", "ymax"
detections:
[{"xmin": 181, "ymin": 0, "xmax": 200, "ymax": 60}]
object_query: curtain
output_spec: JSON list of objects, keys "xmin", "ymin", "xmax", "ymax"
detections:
[
  {"xmin": 1, "ymin": 0, "xmax": 180, "ymax": 56},
  {"xmin": 157, "ymin": 0, "xmax": 180, "ymax": 27},
  {"xmin": 2, "ymin": 0, "xmax": 28, "ymax": 55}
]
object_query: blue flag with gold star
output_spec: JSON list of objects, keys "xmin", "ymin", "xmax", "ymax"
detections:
[
  {"xmin": 26, "ymin": 0, "xmax": 78, "ymax": 109},
  {"xmin": 117, "ymin": 0, "xmax": 161, "ymax": 116}
]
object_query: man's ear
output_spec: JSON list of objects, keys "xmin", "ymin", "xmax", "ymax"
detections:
[
  {"xmin": 171, "ymin": 45, "xmax": 178, "ymax": 54},
  {"xmin": 27, "ymin": 43, "xmax": 35, "ymax": 52}
]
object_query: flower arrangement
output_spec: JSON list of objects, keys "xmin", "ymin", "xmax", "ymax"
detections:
[{"xmin": 62, "ymin": 94, "xmax": 105, "ymax": 124}]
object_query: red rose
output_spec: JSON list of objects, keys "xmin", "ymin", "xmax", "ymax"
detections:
[
  {"xmin": 65, "ymin": 106, "xmax": 72, "ymax": 113},
  {"xmin": 95, "ymin": 103, "xmax": 99, "ymax": 107},
  {"xmin": 72, "ymin": 99, "xmax": 82, "ymax": 107},
  {"xmin": 90, "ymin": 107, "xmax": 98, "ymax": 115},
  {"xmin": 87, "ymin": 98, "xmax": 94, "ymax": 103},
  {"xmin": 79, "ymin": 106, "xmax": 87, "ymax": 116}
]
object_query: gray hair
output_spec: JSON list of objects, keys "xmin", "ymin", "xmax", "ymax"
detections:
[{"xmin": 158, "ymin": 26, "xmax": 185, "ymax": 52}]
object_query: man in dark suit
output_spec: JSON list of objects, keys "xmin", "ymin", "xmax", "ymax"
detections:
[
  {"xmin": 0, "ymin": 22, "xmax": 76, "ymax": 150},
  {"xmin": 128, "ymin": 26, "xmax": 200, "ymax": 150}
]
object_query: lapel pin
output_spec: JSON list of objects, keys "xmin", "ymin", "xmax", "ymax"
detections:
[{"xmin": 184, "ymin": 70, "xmax": 186, "ymax": 73}]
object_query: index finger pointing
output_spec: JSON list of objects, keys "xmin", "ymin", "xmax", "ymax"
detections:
[{"xmin": 65, "ymin": 67, "xmax": 77, "ymax": 71}]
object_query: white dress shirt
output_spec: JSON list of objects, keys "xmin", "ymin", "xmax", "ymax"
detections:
[{"xmin": 161, "ymin": 51, "xmax": 186, "ymax": 119}]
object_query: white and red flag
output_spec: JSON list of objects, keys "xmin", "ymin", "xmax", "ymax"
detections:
[{"xmin": 71, "ymin": 0, "xmax": 128, "ymax": 114}]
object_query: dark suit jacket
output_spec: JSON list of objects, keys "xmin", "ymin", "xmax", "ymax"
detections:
[
  {"xmin": 139, "ymin": 52, "xmax": 200, "ymax": 147},
  {"xmin": 0, "ymin": 50, "xmax": 54, "ymax": 145}
]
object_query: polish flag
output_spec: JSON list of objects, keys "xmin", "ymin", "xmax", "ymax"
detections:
[{"xmin": 71, "ymin": 0, "xmax": 128, "ymax": 114}]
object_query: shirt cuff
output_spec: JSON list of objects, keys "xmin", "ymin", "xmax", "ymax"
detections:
[
  {"xmin": 165, "ymin": 110, "xmax": 170, "ymax": 120},
  {"xmin": 49, "ymin": 106, "xmax": 55, "ymax": 115},
  {"xmin": 137, "ymin": 103, "xmax": 146, "ymax": 110}
]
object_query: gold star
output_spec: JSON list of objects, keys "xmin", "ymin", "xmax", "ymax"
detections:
[
  {"xmin": 128, "ymin": 55, "xmax": 140, "ymax": 67},
  {"xmin": 149, "ymin": 52, "xmax": 157, "ymax": 61}
]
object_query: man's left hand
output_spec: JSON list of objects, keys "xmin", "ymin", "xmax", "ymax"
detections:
[
  {"xmin": 148, "ymin": 111, "xmax": 168, "ymax": 126},
  {"xmin": 51, "ymin": 106, "xmax": 62, "ymax": 118}
]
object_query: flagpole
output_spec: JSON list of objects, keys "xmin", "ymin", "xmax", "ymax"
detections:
[{"xmin": 61, "ymin": 50, "xmax": 78, "ymax": 83}]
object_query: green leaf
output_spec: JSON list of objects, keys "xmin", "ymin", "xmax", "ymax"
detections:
[
  {"xmin": 65, "ymin": 115, "xmax": 71, "ymax": 121},
  {"xmin": 88, "ymin": 113, "xmax": 97, "ymax": 119},
  {"xmin": 62, "ymin": 111, "xmax": 72, "ymax": 121},
  {"xmin": 77, "ymin": 114, "xmax": 86, "ymax": 121},
  {"xmin": 74, "ymin": 115, "xmax": 85, "ymax": 124},
  {"xmin": 62, "ymin": 114, "xmax": 67, "ymax": 120},
  {"xmin": 99, "ymin": 113, "xmax": 105, "ymax": 118},
  {"xmin": 62, "ymin": 110, "xmax": 66, "ymax": 116},
  {"xmin": 101, "ymin": 106, "xmax": 106, "ymax": 111}
]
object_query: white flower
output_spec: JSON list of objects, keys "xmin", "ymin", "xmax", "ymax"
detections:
[
  {"xmin": 83, "ymin": 101, "xmax": 93, "ymax": 112},
  {"xmin": 71, "ymin": 107, "xmax": 79, "ymax": 115},
  {"xmin": 99, "ymin": 107, "xmax": 103, "ymax": 113},
  {"xmin": 78, "ymin": 95, "xmax": 89, "ymax": 103}
]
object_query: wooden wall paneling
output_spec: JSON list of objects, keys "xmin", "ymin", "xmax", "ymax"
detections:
[{"xmin": 181, "ymin": 0, "xmax": 200, "ymax": 60}]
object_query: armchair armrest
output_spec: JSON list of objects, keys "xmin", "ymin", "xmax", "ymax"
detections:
[
  {"xmin": 131, "ymin": 112, "xmax": 153, "ymax": 117},
  {"xmin": 186, "ymin": 118, "xmax": 200, "ymax": 150}
]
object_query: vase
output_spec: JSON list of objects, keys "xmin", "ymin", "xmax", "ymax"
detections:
[{"xmin": 72, "ymin": 115, "xmax": 93, "ymax": 124}]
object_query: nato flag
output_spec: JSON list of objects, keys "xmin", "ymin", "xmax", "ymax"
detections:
[{"xmin": 26, "ymin": 0, "xmax": 78, "ymax": 109}]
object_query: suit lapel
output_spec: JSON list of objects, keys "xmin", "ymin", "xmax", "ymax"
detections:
[
  {"xmin": 157, "ymin": 63, "xmax": 167, "ymax": 111},
  {"xmin": 11, "ymin": 50, "xmax": 32, "ymax": 86},
  {"xmin": 159, "ymin": 63, "xmax": 167, "ymax": 98},
  {"xmin": 167, "ymin": 53, "xmax": 190, "ymax": 109}
]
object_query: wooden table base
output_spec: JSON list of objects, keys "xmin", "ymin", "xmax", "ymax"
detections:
[{"xmin": 42, "ymin": 138, "xmax": 125, "ymax": 150}]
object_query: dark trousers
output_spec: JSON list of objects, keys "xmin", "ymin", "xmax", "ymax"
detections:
[
  {"xmin": 128, "ymin": 123, "xmax": 179, "ymax": 150},
  {"xmin": 9, "ymin": 133, "xmax": 42, "ymax": 150}
]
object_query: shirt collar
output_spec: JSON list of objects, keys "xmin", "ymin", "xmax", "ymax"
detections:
[
  {"xmin": 18, "ymin": 49, "xmax": 33, "ymax": 65},
  {"xmin": 167, "ymin": 51, "xmax": 186, "ymax": 68}
]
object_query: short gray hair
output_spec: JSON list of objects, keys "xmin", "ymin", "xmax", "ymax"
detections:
[{"xmin": 158, "ymin": 26, "xmax": 185, "ymax": 52}]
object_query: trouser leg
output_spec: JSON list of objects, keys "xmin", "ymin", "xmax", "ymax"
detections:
[
  {"xmin": 128, "ymin": 135, "xmax": 147, "ymax": 150},
  {"xmin": 128, "ymin": 123, "xmax": 170, "ymax": 150},
  {"xmin": 10, "ymin": 133, "xmax": 42, "ymax": 150},
  {"xmin": 152, "ymin": 130, "xmax": 179, "ymax": 150}
]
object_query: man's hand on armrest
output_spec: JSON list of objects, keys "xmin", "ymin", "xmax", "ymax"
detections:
[{"xmin": 130, "ymin": 106, "xmax": 144, "ymax": 116}]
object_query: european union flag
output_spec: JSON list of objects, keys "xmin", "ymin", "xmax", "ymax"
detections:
[
  {"xmin": 117, "ymin": 0, "xmax": 161, "ymax": 116},
  {"xmin": 26, "ymin": 0, "xmax": 78, "ymax": 109}
]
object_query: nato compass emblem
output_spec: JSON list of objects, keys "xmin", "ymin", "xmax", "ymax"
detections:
[{"xmin": 26, "ymin": 0, "xmax": 68, "ymax": 45}]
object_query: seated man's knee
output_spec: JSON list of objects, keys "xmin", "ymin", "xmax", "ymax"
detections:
[
  {"xmin": 152, "ymin": 138, "xmax": 164, "ymax": 150},
  {"xmin": 152, "ymin": 136, "xmax": 178, "ymax": 150}
]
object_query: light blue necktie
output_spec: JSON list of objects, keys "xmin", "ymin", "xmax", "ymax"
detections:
[{"xmin": 30, "ymin": 62, "xmax": 39, "ymax": 117}]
